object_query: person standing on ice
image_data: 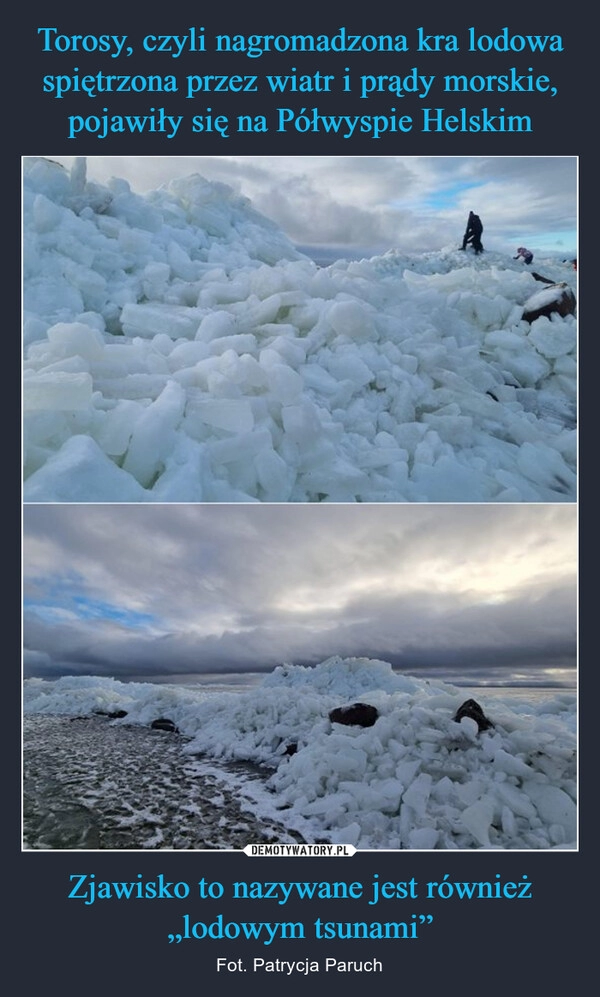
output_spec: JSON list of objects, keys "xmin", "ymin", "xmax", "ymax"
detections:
[
  {"xmin": 460, "ymin": 211, "xmax": 484, "ymax": 253},
  {"xmin": 514, "ymin": 246, "xmax": 534, "ymax": 264}
]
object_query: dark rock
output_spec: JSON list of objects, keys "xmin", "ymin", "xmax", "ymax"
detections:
[
  {"xmin": 453, "ymin": 699, "xmax": 494, "ymax": 732},
  {"xmin": 284, "ymin": 742, "xmax": 298, "ymax": 756},
  {"xmin": 522, "ymin": 282, "xmax": 576, "ymax": 322},
  {"xmin": 329, "ymin": 702, "xmax": 379, "ymax": 728},
  {"xmin": 93, "ymin": 709, "xmax": 128, "ymax": 719},
  {"xmin": 150, "ymin": 718, "xmax": 179, "ymax": 733}
]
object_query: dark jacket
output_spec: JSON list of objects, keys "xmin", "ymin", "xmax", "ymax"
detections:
[{"xmin": 462, "ymin": 212, "xmax": 484, "ymax": 252}]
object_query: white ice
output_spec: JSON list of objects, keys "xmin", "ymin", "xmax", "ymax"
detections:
[
  {"xmin": 23, "ymin": 157, "xmax": 577, "ymax": 503},
  {"xmin": 23, "ymin": 656, "xmax": 577, "ymax": 850}
]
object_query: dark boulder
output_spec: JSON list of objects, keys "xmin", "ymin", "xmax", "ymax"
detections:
[
  {"xmin": 150, "ymin": 718, "xmax": 179, "ymax": 733},
  {"xmin": 522, "ymin": 282, "xmax": 576, "ymax": 322},
  {"xmin": 329, "ymin": 702, "xmax": 379, "ymax": 728},
  {"xmin": 453, "ymin": 699, "xmax": 494, "ymax": 732},
  {"xmin": 93, "ymin": 709, "xmax": 128, "ymax": 719}
]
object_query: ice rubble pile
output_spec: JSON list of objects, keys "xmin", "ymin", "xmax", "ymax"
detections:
[
  {"xmin": 23, "ymin": 158, "xmax": 577, "ymax": 502},
  {"xmin": 23, "ymin": 657, "xmax": 578, "ymax": 849}
]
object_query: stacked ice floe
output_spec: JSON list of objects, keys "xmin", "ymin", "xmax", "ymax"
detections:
[
  {"xmin": 23, "ymin": 158, "xmax": 577, "ymax": 502},
  {"xmin": 23, "ymin": 657, "xmax": 577, "ymax": 850}
]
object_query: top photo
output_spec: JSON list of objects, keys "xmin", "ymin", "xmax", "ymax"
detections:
[{"xmin": 22, "ymin": 156, "xmax": 577, "ymax": 503}]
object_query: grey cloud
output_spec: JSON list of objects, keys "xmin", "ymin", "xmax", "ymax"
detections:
[
  {"xmin": 23, "ymin": 503, "xmax": 576, "ymax": 682},
  {"xmin": 47, "ymin": 157, "xmax": 576, "ymax": 257}
]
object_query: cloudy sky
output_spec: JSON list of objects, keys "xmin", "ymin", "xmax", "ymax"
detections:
[
  {"xmin": 49, "ymin": 155, "xmax": 577, "ymax": 260},
  {"xmin": 23, "ymin": 503, "xmax": 577, "ymax": 688}
]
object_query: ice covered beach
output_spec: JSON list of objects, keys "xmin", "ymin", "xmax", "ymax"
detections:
[
  {"xmin": 23, "ymin": 657, "xmax": 577, "ymax": 851},
  {"xmin": 23, "ymin": 158, "xmax": 577, "ymax": 503}
]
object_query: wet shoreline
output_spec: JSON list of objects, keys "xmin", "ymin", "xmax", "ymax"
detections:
[{"xmin": 23, "ymin": 714, "xmax": 305, "ymax": 850}]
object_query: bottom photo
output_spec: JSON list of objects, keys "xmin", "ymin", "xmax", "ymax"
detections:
[{"xmin": 22, "ymin": 502, "xmax": 577, "ymax": 851}]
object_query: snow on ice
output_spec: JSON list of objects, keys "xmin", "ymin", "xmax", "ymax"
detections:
[
  {"xmin": 23, "ymin": 657, "xmax": 577, "ymax": 850},
  {"xmin": 23, "ymin": 157, "xmax": 577, "ymax": 503}
]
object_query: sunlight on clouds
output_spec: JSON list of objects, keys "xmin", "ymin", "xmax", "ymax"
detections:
[
  {"xmin": 273, "ymin": 535, "xmax": 575, "ymax": 617},
  {"xmin": 274, "ymin": 574, "xmax": 386, "ymax": 615},
  {"xmin": 540, "ymin": 667, "xmax": 577, "ymax": 684}
]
